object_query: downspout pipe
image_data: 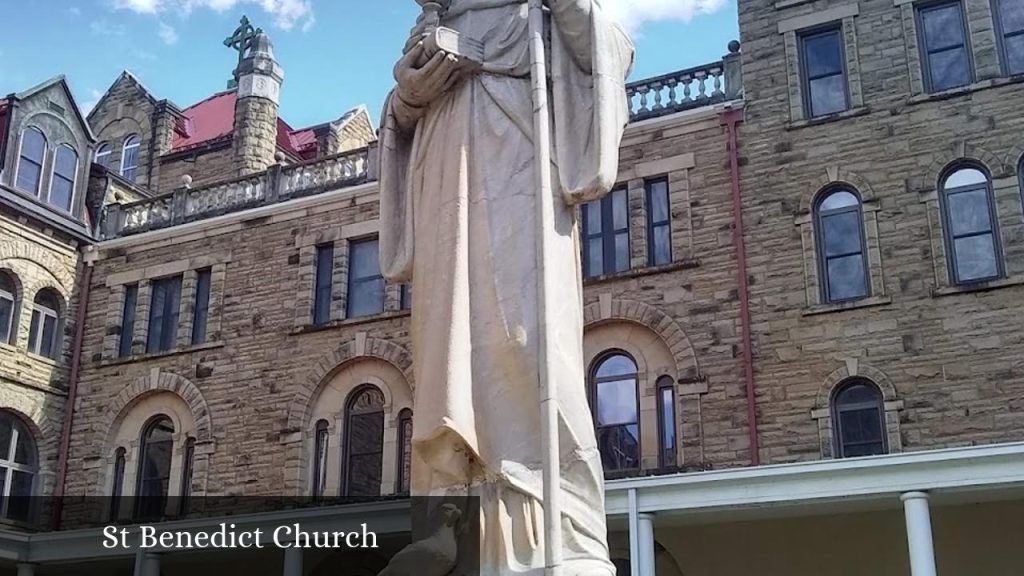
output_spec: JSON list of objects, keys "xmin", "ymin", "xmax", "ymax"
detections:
[
  {"xmin": 51, "ymin": 251, "xmax": 94, "ymax": 529},
  {"xmin": 720, "ymin": 107, "xmax": 760, "ymax": 466}
]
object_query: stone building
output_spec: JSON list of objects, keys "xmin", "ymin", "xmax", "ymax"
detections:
[{"xmin": 1, "ymin": 4, "xmax": 1024, "ymax": 576}]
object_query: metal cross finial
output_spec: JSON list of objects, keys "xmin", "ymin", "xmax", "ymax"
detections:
[{"xmin": 223, "ymin": 15, "xmax": 263, "ymax": 89}]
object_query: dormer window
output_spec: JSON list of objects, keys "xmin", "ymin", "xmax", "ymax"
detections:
[
  {"xmin": 15, "ymin": 127, "xmax": 46, "ymax": 195},
  {"xmin": 49, "ymin": 145, "xmax": 78, "ymax": 212},
  {"xmin": 121, "ymin": 136, "xmax": 140, "ymax": 183}
]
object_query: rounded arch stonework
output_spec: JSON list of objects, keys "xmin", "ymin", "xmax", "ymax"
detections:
[
  {"xmin": 286, "ymin": 336, "xmax": 414, "ymax": 432},
  {"xmin": 811, "ymin": 359, "xmax": 903, "ymax": 458},
  {"xmin": 105, "ymin": 369, "xmax": 213, "ymax": 446},
  {"xmin": 583, "ymin": 297, "xmax": 699, "ymax": 380},
  {"xmin": 0, "ymin": 241, "xmax": 76, "ymax": 293},
  {"xmin": 921, "ymin": 141, "xmax": 1009, "ymax": 189},
  {"xmin": 815, "ymin": 359, "xmax": 898, "ymax": 408},
  {"xmin": 800, "ymin": 166, "xmax": 878, "ymax": 214}
]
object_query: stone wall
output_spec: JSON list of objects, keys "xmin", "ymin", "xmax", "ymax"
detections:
[
  {"xmin": 233, "ymin": 96, "xmax": 279, "ymax": 176},
  {"xmin": 737, "ymin": 0, "xmax": 1024, "ymax": 463},
  {"xmin": 158, "ymin": 145, "xmax": 238, "ymax": 192},
  {"xmin": 67, "ymin": 106, "xmax": 750, "ymax": 500},
  {"xmin": 87, "ymin": 74, "xmax": 158, "ymax": 190}
]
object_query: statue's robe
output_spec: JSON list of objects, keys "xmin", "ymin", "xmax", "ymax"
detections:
[{"xmin": 379, "ymin": 1, "xmax": 633, "ymax": 573}]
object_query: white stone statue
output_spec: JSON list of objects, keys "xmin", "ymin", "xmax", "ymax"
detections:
[{"xmin": 378, "ymin": 1, "xmax": 634, "ymax": 574}]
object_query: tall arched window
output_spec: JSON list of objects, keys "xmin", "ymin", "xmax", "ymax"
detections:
[
  {"xmin": 941, "ymin": 165, "xmax": 1002, "ymax": 284},
  {"xmin": 343, "ymin": 386, "xmax": 385, "ymax": 497},
  {"xmin": 27, "ymin": 289, "xmax": 61, "ymax": 359},
  {"xmin": 312, "ymin": 419, "xmax": 329, "ymax": 500},
  {"xmin": 94, "ymin": 142, "xmax": 112, "ymax": 168},
  {"xmin": 49, "ymin": 145, "xmax": 78, "ymax": 212},
  {"xmin": 396, "ymin": 409, "xmax": 413, "ymax": 494},
  {"xmin": 110, "ymin": 447, "xmax": 127, "ymax": 520},
  {"xmin": 15, "ymin": 127, "xmax": 46, "ymax": 195},
  {"xmin": 0, "ymin": 272, "xmax": 17, "ymax": 345},
  {"xmin": 0, "ymin": 411, "xmax": 38, "ymax": 522},
  {"xmin": 832, "ymin": 380, "xmax": 887, "ymax": 458},
  {"xmin": 590, "ymin": 353, "xmax": 640, "ymax": 472},
  {"xmin": 121, "ymin": 135, "xmax": 141, "ymax": 183},
  {"xmin": 135, "ymin": 416, "xmax": 174, "ymax": 520},
  {"xmin": 815, "ymin": 189, "xmax": 868, "ymax": 303},
  {"xmin": 656, "ymin": 376, "xmax": 677, "ymax": 468}
]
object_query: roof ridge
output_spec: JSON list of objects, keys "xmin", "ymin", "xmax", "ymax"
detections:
[{"xmin": 180, "ymin": 88, "xmax": 237, "ymax": 112}]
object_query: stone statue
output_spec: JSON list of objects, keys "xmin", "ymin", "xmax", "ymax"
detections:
[{"xmin": 378, "ymin": 1, "xmax": 634, "ymax": 574}]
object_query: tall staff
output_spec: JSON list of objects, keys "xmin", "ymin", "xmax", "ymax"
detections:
[{"xmin": 527, "ymin": 0, "xmax": 563, "ymax": 574}]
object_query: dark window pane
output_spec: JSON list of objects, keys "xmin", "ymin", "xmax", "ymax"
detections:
[
  {"xmin": 313, "ymin": 244, "xmax": 334, "ymax": 325},
  {"xmin": 614, "ymin": 233, "xmax": 630, "ymax": 272},
  {"xmin": 27, "ymin": 311, "xmax": 41, "ymax": 355},
  {"xmin": 16, "ymin": 162, "xmax": 41, "ymax": 194},
  {"xmin": 16, "ymin": 129, "xmax": 45, "ymax": 193},
  {"xmin": 823, "ymin": 211, "xmax": 863, "ymax": 257},
  {"xmin": 346, "ymin": 410, "xmax": 384, "ymax": 497},
  {"xmin": 804, "ymin": 31, "xmax": 844, "ymax": 77},
  {"xmin": 350, "ymin": 239, "xmax": 380, "ymax": 279},
  {"xmin": 648, "ymin": 180, "xmax": 670, "ymax": 223},
  {"xmin": 147, "ymin": 277, "xmax": 181, "ymax": 353},
  {"xmin": 929, "ymin": 47, "xmax": 971, "ymax": 91},
  {"xmin": 122, "ymin": 137, "xmax": 140, "ymax": 183},
  {"xmin": 1000, "ymin": 0, "xmax": 1024, "ymax": 33},
  {"xmin": 584, "ymin": 201, "xmax": 602, "ymax": 234},
  {"xmin": 596, "ymin": 379, "xmax": 638, "ymax": 426},
  {"xmin": 137, "ymin": 418, "xmax": 174, "ymax": 520},
  {"xmin": 587, "ymin": 238, "xmax": 604, "ymax": 276},
  {"xmin": 191, "ymin": 270, "xmax": 212, "ymax": 345},
  {"xmin": 612, "ymin": 189, "xmax": 628, "ymax": 230},
  {"xmin": 827, "ymin": 254, "xmax": 867, "ymax": 301},
  {"xmin": 348, "ymin": 240, "xmax": 384, "ymax": 318},
  {"xmin": 0, "ymin": 420, "xmax": 11, "ymax": 461},
  {"xmin": 839, "ymin": 408, "xmax": 883, "ymax": 444},
  {"xmin": 400, "ymin": 284, "xmax": 412, "ymax": 311},
  {"xmin": 809, "ymin": 74, "xmax": 848, "ymax": 117},
  {"xmin": 348, "ymin": 278, "xmax": 386, "ymax": 318},
  {"xmin": 843, "ymin": 441, "xmax": 886, "ymax": 457},
  {"xmin": 836, "ymin": 382, "xmax": 879, "ymax": 404},
  {"xmin": 596, "ymin": 424, "xmax": 640, "ymax": 470},
  {"xmin": 1005, "ymin": 34, "xmax": 1024, "ymax": 74},
  {"xmin": 119, "ymin": 285, "xmax": 137, "ymax": 357},
  {"xmin": 0, "ymin": 298, "xmax": 12, "ymax": 343},
  {"xmin": 40, "ymin": 314, "xmax": 57, "ymax": 358},
  {"xmin": 923, "ymin": 4, "xmax": 966, "ymax": 50},
  {"xmin": 652, "ymin": 226, "xmax": 672, "ymax": 266},
  {"xmin": 954, "ymin": 234, "xmax": 999, "ymax": 281},
  {"xmin": 95, "ymin": 145, "xmax": 112, "ymax": 168},
  {"xmin": 7, "ymin": 471, "xmax": 33, "ymax": 521},
  {"xmin": 948, "ymin": 189, "xmax": 993, "ymax": 236},
  {"xmin": 398, "ymin": 412, "xmax": 413, "ymax": 493},
  {"xmin": 658, "ymin": 384, "xmax": 676, "ymax": 467},
  {"xmin": 313, "ymin": 422, "xmax": 329, "ymax": 499}
]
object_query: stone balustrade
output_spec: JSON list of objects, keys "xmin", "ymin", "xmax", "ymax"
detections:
[{"xmin": 100, "ymin": 46, "xmax": 742, "ymax": 239}]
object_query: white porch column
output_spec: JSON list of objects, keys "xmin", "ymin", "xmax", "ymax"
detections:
[
  {"xmin": 901, "ymin": 491, "xmax": 938, "ymax": 576},
  {"xmin": 16, "ymin": 563, "xmax": 36, "ymax": 576},
  {"xmin": 140, "ymin": 552, "xmax": 161, "ymax": 576},
  {"xmin": 283, "ymin": 546, "xmax": 304, "ymax": 576},
  {"xmin": 637, "ymin": 513, "xmax": 657, "ymax": 575}
]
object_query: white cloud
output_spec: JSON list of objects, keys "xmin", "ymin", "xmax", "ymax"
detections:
[
  {"xmin": 601, "ymin": 0, "xmax": 727, "ymax": 33},
  {"xmin": 111, "ymin": 0, "xmax": 314, "ymax": 31},
  {"xmin": 68, "ymin": 6, "xmax": 83, "ymax": 16},
  {"xmin": 158, "ymin": 21, "xmax": 179, "ymax": 45},
  {"xmin": 90, "ymin": 19, "xmax": 128, "ymax": 37}
]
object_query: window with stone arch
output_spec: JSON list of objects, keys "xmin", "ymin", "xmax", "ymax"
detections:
[
  {"xmin": 589, "ymin": 352, "xmax": 641, "ymax": 473},
  {"xmin": 831, "ymin": 379, "xmax": 887, "ymax": 458},
  {"xmin": 0, "ymin": 271, "xmax": 19, "ymax": 345},
  {"xmin": 94, "ymin": 142, "xmax": 113, "ymax": 169},
  {"xmin": 48, "ymin": 144, "xmax": 78, "ymax": 212},
  {"xmin": 27, "ymin": 289, "xmax": 62, "ymax": 359},
  {"xmin": 815, "ymin": 188, "xmax": 869, "ymax": 303},
  {"xmin": 134, "ymin": 415, "xmax": 174, "ymax": 520},
  {"xmin": 396, "ymin": 408, "xmax": 413, "ymax": 494},
  {"xmin": 15, "ymin": 127, "xmax": 46, "ymax": 195},
  {"xmin": 342, "ymin": 385, "xmax": 385, "ymax": 497},
  {"xmin": 121, "ymin": 135, "xmax": 141, "ymax": 183},
  {"xmin": 939, "ymin": 163, "xmax": 1003, "ymax": 284},
  {"xmin": 0, "ymin": 411, "xmax": 37, "ymax": 523},
  {"xmin": 312, "ymin": 419, "xmax": 330, "ymax": 501}
]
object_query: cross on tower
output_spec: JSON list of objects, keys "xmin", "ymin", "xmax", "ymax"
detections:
[{"xmin": 223, "ymin": 15, "xmax": 263, "ymax": 89}]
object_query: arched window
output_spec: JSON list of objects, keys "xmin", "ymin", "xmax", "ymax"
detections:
[
  {"xmin": 396, "ymin": 409, "xmax": 413, "ymax": 494},
  {"xmin": 590, "ymin": 353, "xmax": 640, "ymax": 472},
  {"xmin": 656, "ymin": 376, "xmax": 677, "ymax": 468},
  {"xmin": 312, "ymin": 419, "xmax": 329, "ymax": 500},
  {"xmin": 49, "ymin": 145, "xmax": 78, "ymax": 212},
  {"xmin": 15, "ymin": 127, "xmax": 46, "ymax": 195},
  {"xmin": 832, "ymin": 380, "xmax": 887, "ymax": 458},
  {"xmin": 940, "ymin": 165, "xmax": 1002, "ymax": 284},
  {"xmin": 121, "ymin": 135, "xmax": 141, "ymax": 183},
  {"xmin": 94, "ymin": 142, "xmax": 112, "ymax": 168},
  {"xmin": 135, "ymin": 416, "xmax": 174, "ymax": 520},
  {"xmin": 0, "ymin": 272, "xmax": 17, "ymax": 345},
  {"xmin": 110, "ymin": 447, "xmax": 127, "ymax": 520},
  {"xmin": 179, "ymin": 437, "xmax": 195, "ymax": 516},
  {"xmin": 0, "ymin": 411, "xmax": 38, "ymax": 522},
  {"xmin": 815, "ymin": 189, "xmax": 868, "ymax": 302},
  {"xmin": 27, "ymin": 289, "xmax": 61, "ymax": 359},
  {"xmin": 342, "ymin": 386, "xmax": 385, "ymax": 497}
]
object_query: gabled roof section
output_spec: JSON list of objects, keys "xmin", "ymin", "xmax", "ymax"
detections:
[
  {"xmin": 15, "ymin": 75, "xmax": 97, "ymax": 142},
  {"xmin": 86, "ymin": 70, "xmax": 162, "ymax": 123},
  {"xmin": 168, "ymin": 89, "xmax": 308, "ymax": 158}
]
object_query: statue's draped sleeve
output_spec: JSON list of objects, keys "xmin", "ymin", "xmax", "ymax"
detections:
[{"xmin": 379, "ymin": 0, "xmax": 635, "ymax": 281}]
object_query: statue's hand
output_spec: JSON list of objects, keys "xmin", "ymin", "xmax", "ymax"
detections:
[{"xmin": 394, "ymin": 42, "xmax": 464, "ymax": 109}]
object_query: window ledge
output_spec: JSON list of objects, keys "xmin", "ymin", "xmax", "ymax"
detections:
[
  {"xmin": 583, "ymin": 259, "xmax": 701, "ymax": 286},
  {"xmin": 787, "ymin": 107, "xmax": 870, "ymax": 130},
  {"xmin": 292, "ymin": 310, "xmax": 411, "ymax": 335},
  {"xmin": 103, "ymin": 341, "xmax": 226, "ymax": 366},
  {"xmin": 932, "ymin": 275, "xmax": 1024, "ymax": 297},
  {"xmin": 803, "ymin": 295, "xmax": 892, "ymax": 316},
  {"xmin": 907, "ymin": 75, "xmax": 1024, "ymax": 106}
]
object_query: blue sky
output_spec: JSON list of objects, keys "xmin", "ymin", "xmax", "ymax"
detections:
[{"xmin": 0, "ymin": 0, "xmax": 738, "ymax": 128}]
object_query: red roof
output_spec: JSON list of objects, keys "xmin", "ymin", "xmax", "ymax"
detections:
[{"xmin": 169, "ymin": 90, "xmax": 311, "ymax": 158}]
